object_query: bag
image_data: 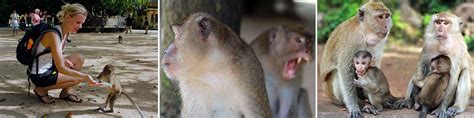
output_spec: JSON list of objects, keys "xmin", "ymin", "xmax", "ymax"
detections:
[
  {"xmin": 16, "ymin": 23, "xmax": 61, "ymax": 96},
  {"xmin": 16, "ymin": 23, "xmax": 61, "ymax": 67}
]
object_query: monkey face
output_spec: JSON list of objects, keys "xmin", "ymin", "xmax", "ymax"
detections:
[
  {"xmin": 162, "ymin": 13, "xmax": 239, "ymax": 80},
  {"xmin": 428, "ymin": 12, "xmax": 462, "ymax": 38},
  {"xmin": 98, "ymin": 64, "xmax": 114, "ymax": 82},
  {"xmin": 269, "ymin": 25, "xmax": 313, "ymax": 80},
  {"xmin": 430, "ymin": 60, "xmax": 440, "ymax": 73},
  {"xmin": 353, "ymin": 57, "xmax": 370, "ymax": 75},
  {"xmin": 360, "ymin": 2, "xmax": 392, "ymax": 38},
  {"xmin": 162, "ymin": 42, "xmax": 179, "ymax": 79},
  {"xmin": 430, "ymin": 55, "xmax": 452, "ymax": 74}
]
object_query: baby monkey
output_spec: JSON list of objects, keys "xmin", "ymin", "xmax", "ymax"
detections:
[
  {"xmin": 97, "ymin": 64, "xmax": 144, "ymax": 118},
  {"xmin": 414, "ymin": 55, "xmax": 451, "ymax": 118},
  {"xmin": 352, "ymin": 50, "xmax": 397, "ymax": 114}
]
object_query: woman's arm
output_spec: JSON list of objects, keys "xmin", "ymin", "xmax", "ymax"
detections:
[{"xmin": 43, "ymin": 32, "xmax": 88, "ymax": 79}]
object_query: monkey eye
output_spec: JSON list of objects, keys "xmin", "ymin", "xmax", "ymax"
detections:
[
  {"xmin": 362, "ymin": 62, "xmax": 366, "ymax": 65},
  {"xmin": 378, "ymin": 15, "xmax": 384, "ymax": 19},
  {"xmin": 356, "ymin": 62, "xmax": 360, "ymax": 64},
  {"xmin": 444, "ymin": 22, "xmax": 449, "ymax": 25},
  {"xmin": 436, "ymin": 20, "xmax": 442, "ymax": 25},
  {"xmin": 295, "ymin": 37, "xmax": 305, "ymax": 43}
]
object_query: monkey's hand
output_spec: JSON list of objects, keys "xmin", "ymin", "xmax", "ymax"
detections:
[
  {"xmin": 447, "ymin": 106, "xmax": 461, "ymax": 116},
  {"xmin": 353, "ymin": 78, "xmax": 368, "ymax": 88},
  {"xmin": 362, "ymin": 104, "xmax": 379, "ymax": 115}
]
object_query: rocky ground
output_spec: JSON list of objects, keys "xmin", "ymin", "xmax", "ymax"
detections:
[{"xmin": 0, "ymin": 28, "xmax": 158, "ymax": 117}]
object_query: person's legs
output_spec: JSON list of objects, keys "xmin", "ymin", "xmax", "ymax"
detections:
[
  {"xmin": 145, "ymin": 26, "xmax": 148, "ymax": 34},
  {"xmin": 34, "ymin": 73, "xmax": 83, "ymax": 103}
]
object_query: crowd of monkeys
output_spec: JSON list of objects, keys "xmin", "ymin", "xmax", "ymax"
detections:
[
  {"xmin": 161, "ymin": 1, "xmax": 472, "ymax": 118},
  {"xmin": 320, "ymin": 1, "xmax": 472, "ymax": 118}
]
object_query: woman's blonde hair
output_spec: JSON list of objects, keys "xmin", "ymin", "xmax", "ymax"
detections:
[{"xmin": 56, "ymin": 3, "xmax": 88, "ymax": 23}]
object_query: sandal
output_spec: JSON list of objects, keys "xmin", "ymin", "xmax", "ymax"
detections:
[
  {"xmin": 33, "ymin": 89, "xmax": 55, "ymax": 104},
  {"xmin": 59, "ymin": 94, "xmax": 83, "ymax": 103}
]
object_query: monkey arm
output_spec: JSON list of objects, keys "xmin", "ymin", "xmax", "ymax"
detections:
[
  {"xmin": 404, "ymin": 50, "xmax": 431, "ymax": 101},
  {"xmin": 337, "ymin": 61, "xmax": 360, "ymax": 112},
  {"xmin": 436, "ymin": 67, "xmax": 462, "ymax": 111},
  {"xmin": 450, "ymin": 68, "xmax": 470, "ymax": 112}
]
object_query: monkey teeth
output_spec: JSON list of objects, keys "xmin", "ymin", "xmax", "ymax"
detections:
[{"xmin": 296, "ymin": 57, "xmax": 311, "ymax": 64}]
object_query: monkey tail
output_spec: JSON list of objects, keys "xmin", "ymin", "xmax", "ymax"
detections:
[{"xmin": 122, "ymin": 93, "xmax": 144, "ymax": 118}]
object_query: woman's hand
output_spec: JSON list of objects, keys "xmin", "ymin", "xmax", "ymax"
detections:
[{"xmin": 86, "ymin": 75, "xmax": 102, "ymax": 86}]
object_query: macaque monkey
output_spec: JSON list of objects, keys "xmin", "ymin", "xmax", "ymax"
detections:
[
  {"xmin": 118, "ymin": 35, "xmax": 123, "ymax": 44},
  {"xmin": 161, "ymin": 13, "xmax": 271, "ymax": 117},
  {"xmin": 319, "ymin": 2, "xmax": 392, "ymax": 117},
  {"xmin": 352, "ymin": 50, "xmax": 397, "ymax": 114},
  {"xmin": 415, "ymin": 55, "xmax": 451, "ymax": 118},
  {"xmin": 250, "ymin": 25, "xmax": 314, "ymax": 118},
  {"xmin": 394, "ymin": 12, "xmax": 471, "ymax": 117},
  {"xmin": 97, "ymin": 64, "xmax": 144, "ymax": 118}
]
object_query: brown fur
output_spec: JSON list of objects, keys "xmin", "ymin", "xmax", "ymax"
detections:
[
  {"xmin": 162, "ymin": 13, "xmax": 271, "ymax": 117},
  {"xmin": 319, "ymin": 2, "xmax": 392, "ymax": 116},
  {"xmin": 394, "ymin": 12, "xmax": 471, "ymax": 117},
  {"xmin": 250, "ymin": 25, "xmax": 313, "ymax": 118},
  {"xmin": 97, "ymin": 64, "xmax": 144, "ymax": 117}
]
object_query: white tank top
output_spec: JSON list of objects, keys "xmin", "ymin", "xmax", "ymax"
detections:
[{"xmin": 30, "ymin": 25, "xmax": 66, "ymax": 74}]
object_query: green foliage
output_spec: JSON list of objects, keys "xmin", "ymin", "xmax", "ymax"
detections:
[
  {"xmin": 97, "ymin": 0, "xmax": 147, "ymax": 16},
  {"xmin": 465, "ymin": 35, "xmax": 474, "ymax": 51},
  {"xmin": 317, "ymin": 0, "xmax": 363, "ymax": 43}
]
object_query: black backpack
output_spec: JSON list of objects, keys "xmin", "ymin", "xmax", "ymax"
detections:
[
  {"xmin": 16, "ymin": 23, "xmax": 61, "ymax": 95},
  {"xmin": 16, "ymin": 23, "xmax": 61, "ymax": 67}
]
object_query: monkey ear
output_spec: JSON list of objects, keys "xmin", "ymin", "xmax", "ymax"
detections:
[
  {"xmin": 269, "ymin": 26, "xmax": 284, "ymax": 43},
  {"xmin": 170, "ymin": 24, "xmax": 181, "ymax": 36},
  {"xmin": 198, "ymin": 17, "xmax": 212, "ymax": 38},
  {"xmin": 358, "ymin": 7, "xmax": 365, "ymax": 21}
]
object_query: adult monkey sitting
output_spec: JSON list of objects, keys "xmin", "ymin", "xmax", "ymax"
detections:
[
  {"xmin": 319, "ymin": 2, "xmax": 392, "ymax": 117},
  {"xmin": 393, "ymin": 12, "xmax": 471, "ymax": 118}
]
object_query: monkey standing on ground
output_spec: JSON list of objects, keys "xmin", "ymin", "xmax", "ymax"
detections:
[
  {"xmin": 97, "ymin": 64, "xmax": 144, "ymax": 117},
  {"xmin": 415, "ymin": 55, "xmax": 451, "ymax": 118},
  {"xmin": 250, "ymin": 25, "xmax": 313, "ymax": 118},
  {"xmin": 319, "ymin": 2, "xmax": 392, "ymax": 117},
  {"xmin": 351, "ymin": 50, "xmax": 397, "ymax": 114},
  {"xmin": 161, "ymin": 13, "xmax": 271, "ymax": 117},
  {"xmin": 118, "ymin": 35, "xmax": 123, "ymax": 44},
  {"xmin": 394, "ymin": 12, "xmax": 471, "ymax": 117}
]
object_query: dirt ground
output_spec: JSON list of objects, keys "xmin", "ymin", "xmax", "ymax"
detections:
[
  {"xmin": 317, "ymin": 44, "xmax": 474, "ymax": 117},
  {"xmin": 0, "ymin": 28, "xmax": 158, "ymax": 117}
]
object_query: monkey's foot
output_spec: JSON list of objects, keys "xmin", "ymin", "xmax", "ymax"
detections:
[
  {"xmin": 393, "ymin": 100, "xmax": 412, "ymax": 109},
  {"xmin": 362, "ymin": 105, "xmax": 379, "ymax": 115},
  {"xmin": 447, "ymin": 106, "xmax": 461, "ymax": 116},
  {"xmin": 413, "ymin": 103, "xmax": 420, "ymax": 111},
  {"xmin": 97, "ymin": 108, "xmax": 114, "ymax": 113},
  {"xmin": 349, "ymin": 110, "xmax": 363, "ymax": 118},
  {"xmin": 431, "ymin": 108, "xmax": 450, "ymax": 118}
]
